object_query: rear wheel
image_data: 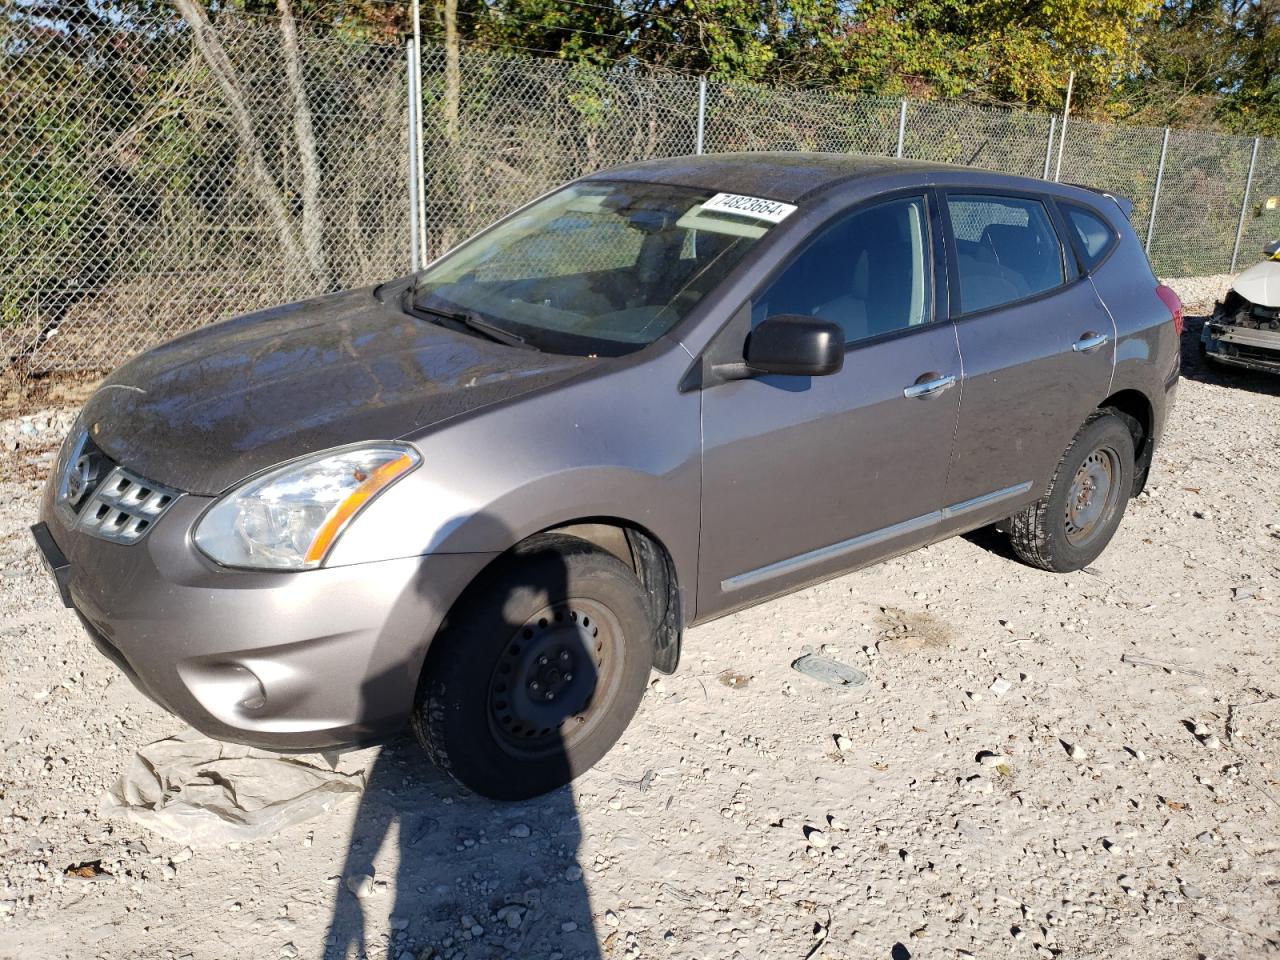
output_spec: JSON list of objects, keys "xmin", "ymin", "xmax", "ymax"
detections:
[
  {"xmin": 1008, "ymin": 412, "xmax": 1135, "ymax": 573},
  {"xmin": 412, "ymin": 534, "xmax": 653, "ymax": 800}
]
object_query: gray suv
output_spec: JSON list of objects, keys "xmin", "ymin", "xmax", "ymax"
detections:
[{"xmin": 33, "ymin": 154, "xmax": 1181, "ymax": 799}]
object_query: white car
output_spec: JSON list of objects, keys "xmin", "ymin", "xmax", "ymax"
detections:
[{"xmin": 1202, "ymin": 198, "xmax": 1280, "ymax": 375}]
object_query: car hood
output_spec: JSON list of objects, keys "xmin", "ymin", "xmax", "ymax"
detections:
[
  {"xmin": 1233, "ymin": 259, "xmax": 1280, "ymax": 308},
  {"xmin": 80, "ymin": 284, "xmax": 595, "ymax": 495}
]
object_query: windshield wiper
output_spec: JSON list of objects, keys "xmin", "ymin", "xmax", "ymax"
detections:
[{"xmin": 412, "ymin": 302, "xmax": 534, "ymax": 350}]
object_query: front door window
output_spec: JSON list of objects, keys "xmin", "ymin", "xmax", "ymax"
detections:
[{"xmin": 753, "ymin": 196, "xmax": 932, "ymax": 344}]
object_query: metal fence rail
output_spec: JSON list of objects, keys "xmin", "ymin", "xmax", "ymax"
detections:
[{"xmin": 3, "ymin": 7, "xmax": 1278, "ymax": 379}]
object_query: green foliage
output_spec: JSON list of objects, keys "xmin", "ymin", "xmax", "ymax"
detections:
[
  {"xmin": 5, "ymin": 0, "xmax": 1275, "ymax": 367},
  {"xmin": 145, "ymin": 0, "xmax": 1279, "ymax": 134},
  {"xmin": 1121, "ymin": 1, "xmax": 1279, "ymax": 136},
  {"xmin": 429, "ymin": 0, "xmax": 1161, "ymax": 113},
  {"xmin": 412, "ymin": 0, "xmax": 1272, "ymax": 132},
  {"xmin": 565, "ymin": 62, "xmax": 613, "ymax": 126},
  {"xmin": 1, "ymin": 11, "xmax": 100, "ymax": 330}
]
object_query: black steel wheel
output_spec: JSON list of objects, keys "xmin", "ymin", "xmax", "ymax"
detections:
[
  {"xmin": 487, "ymin": 598, "xmax": 625, "ymax": 757},
  {"xmin": 412, "ymin": 533, "xmax": 654, "ymax": 800},
  {"xmin": 1062, "ymin": 445, "xmax": 1123, "ymax": 547},
  {"xmin": 1008, "ymin": 412, "xmax": 1136, "ymax": 573}
]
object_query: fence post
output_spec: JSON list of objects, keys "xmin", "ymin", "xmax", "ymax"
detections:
[
  {"xmin": 895, "ymin": 99, "xmax": 907, "ymax": 158},
  {"xmin": 695, "ymin": 78, "xmax": 707, "ymax": 155},
  {"xmin": 412, "ymin": 0, "xmax": 427, "ymax": 265},
  {"xmin": 1145, "ymin": 128, "xmax": 1170, "ymax": 254},
  {"xmin": 1231, "ymin": 137, "xmax": 1261, "ymax": 273},
  {"xmin": 1054, "ymin": 70, "xmax": 1073, "ymax": 183},
  {"xmin": 406, "ymin": 39, "xmax": 421, "ymax": 272},
  {"xmin": 1042, "ymin": 115, "xmax": 1056, "ymax": 180}
]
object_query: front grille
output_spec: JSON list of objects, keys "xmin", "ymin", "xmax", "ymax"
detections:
[
  {"xmin": 56, "ymin": 432, "xmax": 182, "ymax": 544},
  {"xmin": 76, "ymin": 466, "xmax": 180, "ymax": 543}
]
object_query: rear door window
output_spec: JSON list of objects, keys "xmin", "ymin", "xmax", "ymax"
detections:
[
  {"xmin": 1060, "ymin": 203, "xmax": 1118, "ymax": 271},
  {"xmin": 946, "ymin": 195, "xmax": 1066, "ymax": 314}
]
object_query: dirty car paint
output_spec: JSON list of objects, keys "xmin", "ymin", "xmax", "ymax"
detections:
[{"xmin": 79, "ymin": 282, "xmax": 594, "ymax": 495}]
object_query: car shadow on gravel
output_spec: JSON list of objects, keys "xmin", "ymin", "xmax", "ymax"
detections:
[
  {"xmin": 959, "ymin": 523, "xmax": 1021, "ymax": 563},
  {"xmin": 324, "ymin": 527, "xmax": 602, "ymax": 960},
  {"xmin": 1180, "ymin": 315, "xmax": 1280, "ymax": 396}
]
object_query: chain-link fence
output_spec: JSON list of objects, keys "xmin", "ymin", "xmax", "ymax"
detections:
[
  {"xmin": 4, "ymin": 6, "xmax": 1279, "ymax": 380},
  {"xmin": 2, "ymin": 6, "xmax": 408, "ymax": 376},
  {"xmin": 417, "ymin": 48, "xmax": 699, "ymax": 256}
]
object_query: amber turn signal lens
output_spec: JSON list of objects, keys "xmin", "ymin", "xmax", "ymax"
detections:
[{"xmin": 303, "ymin": 453, "xmax": 416, "ymax": 564}]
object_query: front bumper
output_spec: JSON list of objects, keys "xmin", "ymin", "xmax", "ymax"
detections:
[
  {"xmin": 1202, "ymin": 318, "xmax": 1280, "ymax": 375},
  {"xmin": 36, "ymin": 481, "xmax": 497, "ymax": 751}
]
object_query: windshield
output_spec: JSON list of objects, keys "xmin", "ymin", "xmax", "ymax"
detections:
[{"xmin": 411, "ymin": 181, "xmax": 777, "ymax": 355}]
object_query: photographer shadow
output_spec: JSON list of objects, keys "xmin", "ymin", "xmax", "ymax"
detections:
[{"xmin": 325, "ymin": 521, "xmax": 602, "ymax": 960}]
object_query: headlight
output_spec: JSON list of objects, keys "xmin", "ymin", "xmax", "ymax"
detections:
[{"xmin": 193, "ymin": 443, "xmax": 420, "ymax": 570}]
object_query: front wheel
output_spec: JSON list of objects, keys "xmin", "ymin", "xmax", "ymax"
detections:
[
  {"xmin": 412, "ymin": 534, "xmax": 654, "ymax": 800},
  {"xmin": 1007, "ymin": 412, "xmax": 1136, "ymax": 573}
]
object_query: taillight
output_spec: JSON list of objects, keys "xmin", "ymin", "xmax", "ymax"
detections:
[{"xmin": 1156, "ymin": 284, "xmax": 1183, "ymax": 337}]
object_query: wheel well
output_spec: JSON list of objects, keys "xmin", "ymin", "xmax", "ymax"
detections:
[
  {"xmin": 1099, "ymin": 389, "xmax": 1153, "ymax": 494},
  {"xmin": 533, "ymin": 520, "xmax": 682, "ymax": 674}
]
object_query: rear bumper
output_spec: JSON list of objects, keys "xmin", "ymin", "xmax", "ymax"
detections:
[{"xmin": 36, "ymin": 481, "xmax": 497, "ymax": 751}]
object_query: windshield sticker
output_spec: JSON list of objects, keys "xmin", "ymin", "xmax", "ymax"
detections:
[
  {"xmin": 675, "ymin": 208, "xmax": 768, "ymax": 239},
  {"xmin": 700, "ymin": 192, "xmax": 797, "ymax": 224}
]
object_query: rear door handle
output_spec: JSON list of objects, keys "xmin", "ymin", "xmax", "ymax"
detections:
[
  {"xmin": 903, "ymin": 374, "xmax": 956, "ymax": 399},
  {"xmin": 1072, "ymin": 332, "xmax": 1110, "ymax": 353}
]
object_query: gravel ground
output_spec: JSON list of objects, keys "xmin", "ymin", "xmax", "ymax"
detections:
[
  {"xmin": 2, "ymin": 286, "xmax": 1278, "ymax": 960},
  {"xmin": 1157, "ymin": 274, "xmax": 1232, "ymax": 309}
]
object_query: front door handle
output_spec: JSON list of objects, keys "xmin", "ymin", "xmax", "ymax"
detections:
[
  {"xmin": 1072, "ymin": 332, "xmax": 1110, "ymax": 353},
  {"xmin": 903, "ymin": 373, "xmax": 956, "ymax": 399}
]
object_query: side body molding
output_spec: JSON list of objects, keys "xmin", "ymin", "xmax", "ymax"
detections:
[{"xmin": 722, "ymin": 481, "xmax": 1032, "ymax": 592}]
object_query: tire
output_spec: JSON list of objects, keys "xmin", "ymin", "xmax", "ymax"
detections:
[
  {"xmin": 412, "ymin": 533, "xmax": 654, "ymax": 800},
  {"xmin": 1008, "ymin": 412, "xmax": 1136, "ymax": 573}
]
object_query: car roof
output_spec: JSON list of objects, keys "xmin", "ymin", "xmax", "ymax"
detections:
[{"xmin": 583, "ymin": 151, "xmax": 1062, "ymax": 205}]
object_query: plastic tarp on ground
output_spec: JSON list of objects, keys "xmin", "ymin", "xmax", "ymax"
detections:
[{"xmin": 101, "ymin": 729, "xmax": 365, "ymax": 845}]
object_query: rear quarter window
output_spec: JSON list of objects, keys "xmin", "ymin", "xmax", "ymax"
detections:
[{"xmin": 1060, "ymin": 203, "xmax": 1118, "ymax": 271}]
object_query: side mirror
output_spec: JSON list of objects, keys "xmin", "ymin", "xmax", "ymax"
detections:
[
  {"xmin": 744, "ymin": 314, "xmax": 844, "ymax": 377},
  {"xmin": 1264, "ymin": 239, "xmax": 1280, "ymax": 258}
]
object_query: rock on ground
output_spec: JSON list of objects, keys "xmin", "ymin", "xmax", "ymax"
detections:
[{"xmin": 1165, "ymin": 273, "xmax": 1234, "ymax": 308}]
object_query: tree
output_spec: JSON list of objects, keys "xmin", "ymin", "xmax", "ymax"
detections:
[
  {"xmin": 194, "ymin": 0, "xmax": 1274, "ymax": 131},
  {"xmin": 1119, "ymin": 1, "xmax": 1279, "ymax": 135},
  {"xmin": 173, "ymin": 0, "xmax": 323, "ymax": 285},
  {"xmin": 278, "ymin": 0, "xmax": 330, "ymax": 288}
]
